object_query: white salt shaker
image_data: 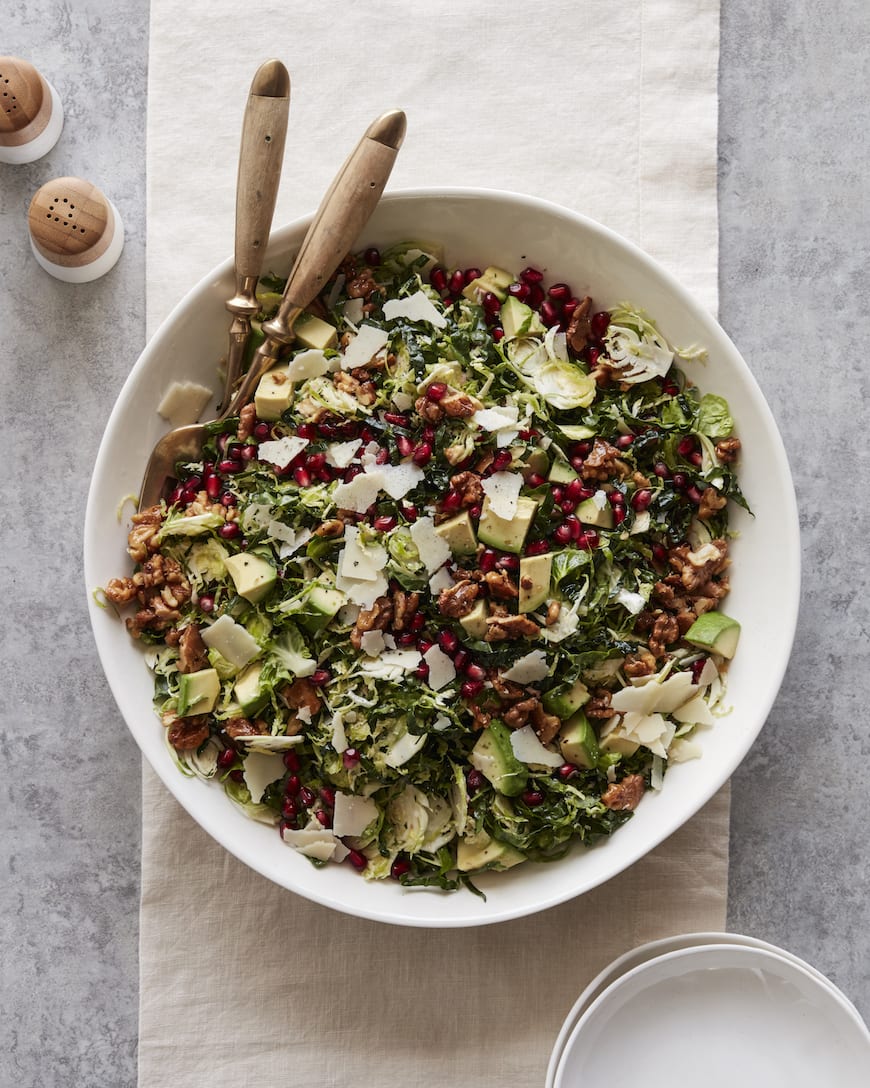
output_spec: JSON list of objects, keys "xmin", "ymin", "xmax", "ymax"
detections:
[
  {"xmin": 0, "ymin": 56, "xmax": 64, "ymax": 164},
  {"xmin": 28, "ymin": 176, "xmax": 124, "ymax": 283}
]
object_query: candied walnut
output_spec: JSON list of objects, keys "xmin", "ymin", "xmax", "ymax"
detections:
[
  {"xmin": 623, "ymin": 649, "xmax": 657, "ymax": 678},
  {"xmin": 669, "ymin": 539, "xmax": 730, "ymax": 593},
  {"xmin": 565, "ymin": 295, "xmax": 593, "ymax": 353},
  {"xmin": 491, "ymin": 675, "xmax": 527, "ymax": 702},
  {"xmin": 314, "ymin": 518, "xmax": 345, "ymax": 538},
  {"xmin": 531, "ymin": 702, "xmax": 561, "ymax": 746},
  {"xmin": 590, "ymin": 360, "xmax": 620, "ymax": 388},
  {"xmin": 715, "ymin": 437, "xmax": 741, "ymax": 464},
  {"xmin": 449, "ymin": 471, "xmax": 484, "ymax": 508},
  {"xmin": 167, "ymin": 714, "xmax": 210, "ymax": 752},
  {"xmin": 468, "ymin": 704, "xmax": 492, "ymax": 730},
  {"xmin": 104, "ymin": 577, "xmax": 137, "ymax": 605},
  {"xmin": 648, "ymin": 612, "xmax": 680, "ymax": 657},
  {"xmin": 602, "ymin": 773, "xmax": 645, "ymax": 811},
  {"xmin": 485, "ymin": 613, "xmax": 540, "ymax": 642},
  {"xmin": 346, "ymin": 267, "xmax": 380, "ymax": 300},
  {"xmin": 584, "ymin": 688, "xmax": 614, "ymax": 722},
  {"xmin": 414, "ymin": 395, "xmax": 444, "ymax": 423},
  {"xmin": 127, "ymin": 506, "xmax": 164, "ymax": 562},
  {"xmin": 177, "ymin": 625, "xmax": 208, "ymax": 674},
  {"xmin": 484, "ymin": 570, "xmax": 518, "ymax": 600},
  {"xmin": 545, "ymin": 600, "xmax": 562, "ymax": 627},
  {"xmin": 126, "ymin": 598, "xmax": 183, "ymax": 638},
  {"xmin": 392, "ymin": 589, "xmax": 420, "ymax": 631},
  {"xmin": 503, "ymin": 697, "xmax": 538, "ymax": 729},
  {"xmin": 581, "ymin": 438, "xmax": 628, "ymax": 481},
  {"xmin": 438, "ymin": 579, "xmax": 480, "ymax": 619},
  {"xmin": 440, "ymin": 389, "xmax": 483, "ymax": 419},
  {"xmin": 698, "ymin": 486, "xmax": 728, "ymax": 522},
  {"xmin": 224, "ymin": 717, "xmax": 266, "ymax": 739},
  {"xmin": 350, "ymin": 595, "xmax": 394, "ymax": 648},
  {"xmin": 280, "ymin": 678, "xmax": 322, "ymax": 718},
  {"xmin": 333, "ymin": 370, "xmax": 377, "ymax": 406},
  {"xmin": 237, "ymin": 402, "xmax": 257, "ymax": 442}
]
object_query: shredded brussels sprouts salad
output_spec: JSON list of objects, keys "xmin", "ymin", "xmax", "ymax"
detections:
[{"xmin": 104, "ymin": 243, "xmax": 747, "ymax": 894}]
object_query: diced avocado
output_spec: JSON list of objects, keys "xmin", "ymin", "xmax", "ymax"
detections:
[
  {"xmin": 255, "ymin": 290, "xmax": 284, "ymax": 317},
  {"xmin": 459, "ymin": 599, "xmax": 489, "ymax": 640},
  {"xmin": 524, "ymin": 448, "xmax": 549, "ymax": 477},
  {"xmin": 469, "ymin": 719, "xmax": 529, "ymax": 797},
  {"xmin": 294, "ymin": 312, "xmax": 338, "ymax": 351},
  {"xmin": 684, "ymin": 612, "xmax": 741, "ymax": 659},
  {"xmin": 254, "ymin": 365, "xmax": 294, "ymax": 422},
  {"xmin": 233, "ymin": 662, "xmax": 268, "ymax": 716},
  {"xmin": 599, "ymin": 734, "xmax": 640, "ymax": 757},
  {"xmin": 456, "ymin": 833, "xmax": 526, "ymax": 872},
  {"xmin": 477, "ymin": 495, "xmax": 538, "ymax": 555},
  {"xmin": 177, "ymin": 668, "xmax": 221, "ymax": 717},
  {"xmin": 500, "ymin": 296, "xmax": 547, "ymax": 340},
  {"xmin": 461, "ymin": 265, "xmax": 514, "ymax": 303},
  {"xmin": 543, "ymin": 679, "xmax": 590, "ymax": 719},
  {"xmin": 224, "ymin": 553, "xmax": 277, "ymax": 604},
  {"xmin": 576, "ymin": 493, "xmax": 614, "ymax": 529},
  {"xmin": 434, "ymin": 510, "xmax": 478, "ymax": 556},
  {"xmin": 558, "ymin": 710, "xmax": 599, "ymax": 769},
  {"xmin": 299, "ymin": 584, "xmax": 345, "ymax": 632},
  {"xmin": 548, "ymin": 457, "xmax": 579, "ymax": 484},
  {"xmin": 518, "ymin": 552, "xmax": 553, "ymax": 614}
]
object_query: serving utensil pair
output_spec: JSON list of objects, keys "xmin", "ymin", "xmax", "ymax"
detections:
[{"xmin": 138, "ymin": 62, "xmax": 405, "ymax": 508}]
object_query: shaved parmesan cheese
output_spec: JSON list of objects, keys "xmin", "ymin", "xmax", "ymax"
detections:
[
  {"xmin": 242, "ymin": 751, "xmax": 285, "ymax": 803},
  {"xmin": 472, "ymin": 404, "xmax": 520, "ymax": 432},
  {"xmin": 668, "ymin": 736, "xmax": 704, "ymax": 763},
  {"xmin": 333, "ymin": 792, "xmax": 379, "ymax": 837},
  {"xmin": 510, "ymin": 725, "xmax": 563, "ymax": 768},
  {"xmin": 495, "ymin": 427, "xmax": 520, "ymax": 448},
  {"xmin": 325, "ymin": 439, "xmax": 363, "ymax": 469},
  {"xmin": 630, "ymin": 510, "xmax": 651, "ymax": 535},
  {"xmin": 382, "ymin": 290, "xmax": 447, "ymax": 328},
  {"xmin": 409, "ymin": 516, "xmax": 451, "ymax": 574},
  {"xmin": 234, "ymin": 734, "xmax": 305, "ymax": 752},
  {"xmin": 331, "ymin": 712, "xmax": 348, "ymax": 753},
  {"xmin": 423, "ymin": 645, "xmax": 456, "ymax": 691},
  {"xmin": 501, "ymin": 650, "xmax": 549, "ymax": 684},
  {"xmin": 282, "ymin": 828, "xmax": 348, "ymax": 862},
  {"xmin": 672, "ymin": 694, "xmax": 716, "ymax": 727},
  {"xmin": 360, "ymin": 629, "xmax": 387, "ymax": 658},
  {"xmin": 342, "ymin": 297, "xmax": 365, "ymax": 324},
  {"xmin": 480, "ymin": 471, "xmax": 522, "ymax": 519},
  {"xmin": 334, "ymin": 568, "xmax": 389, "ymax": 608},
  {"xmin": 360, "ymin": 648, "xmax": 421, "ymax": 680},
  {"xmin": 338, "ymin": 526, "xmax": 388, "ymax": 582},
  {"xmin": 385, "ymin": 730, "xmax": 427, "ymax": 768},
  {"xmin": 610, "ymin": 669, "xmax": 696, "ymax": 716},
  {"xmin": 341, "ymin": 324, "xmax": 389, "ymax": 370},
  {"xmin": 286, "ymin": 349, "xmax": 330, "ymax": 382},
  {"xmin": 201, "ymin": 614, "xmax": 260, "ymax": 668},
  {"xmin": 157, "ymin": 380, "xmax": 213, "ymax": 426},
  {"xmin": 378, "ymin": 461, "xmax": 425, "ymax": 499},
  {"xmin": 332, "ymin": 470, "xmax": 384, "ymax": 513},
  {"xmin": 257, "ymin": 435, "xmax": 309, "ymax": 468},
  {"xmin": 277, "ymin": 526, "xmax": 312, "ymax": 559},
  {"xmin": 696, "ymin": 657, "xmax": 719, "ymax": 687},
  {"xmin": 613, "ymin": 587, "xmax": 646, "ymax": 615},
  {"xmin": 428, "ymin": 565, "xmax": 455, "ymax": 594},
  {"xmin": 432, "ymin": 714, "xmax": 451, "ymax": 732}
]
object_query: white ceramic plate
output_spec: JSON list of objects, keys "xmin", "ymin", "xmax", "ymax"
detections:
[
  {"xmin": 84, "ymin": 188, "xmax": 801, "ymax": 927},
  {"xmin": 554, "ymin": 943, "xmax": 869, "ymax": 1088},
  {"xmin": 545, "ymin": 932, "xmax": 866, "ymax": 1087}
]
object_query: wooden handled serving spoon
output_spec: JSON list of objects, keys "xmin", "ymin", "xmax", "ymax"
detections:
[{"xmin": 138, "ymin": 105, "xmax": 406, "ymax": 510}]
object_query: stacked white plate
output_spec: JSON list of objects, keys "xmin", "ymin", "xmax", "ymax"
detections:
[{"xmin": 547, "ymin": 932, "xmax": 869, "ymax": 1088}]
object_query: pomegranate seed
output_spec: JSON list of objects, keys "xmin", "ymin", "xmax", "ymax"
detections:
[
  {"xmin": 492, "ymin": 449, "xmax": 513, "ymax": 471},
  {"xmin": 608, "ymin": 490, "xmax": 625, "ymax": 506},
  {"xmin": 412, "ymin": 443, "xmax": 432, "ymax": 466},
  {"xmin": 374, "ymin": 514, "xmax": 398, "ymax": 531},
  {"xmin": 401, "ymin": 502, "xmax": 418, "ymax": 522},
  {"xmin": 426, "ymin": 381, "xmax": 448, "ymax": 402},
  {"xmin": 348, "ymin": 850, "xmax": 368, "ymax": 871},
  {"xmin": 548, "ymin": 282, "xmax": 572, "ymax": 302},
  {"xmin": 217, "ymin": 458, "xmax": 242, "ymax": 474},
  {"xmin": 279, "ymin": 817, "xmax": 298, "ymax": 834},
  {"xmin": 478, "ymin": 549, "xmax": 497, "ymax": 573},
  {"xmin": 292, "ymin": 467, "xmax": 310, "ymax": 487},
  {"xmin": 560, "ymin": 498, "xmax": 577, "ymax": 515},
  {"xmin": 686, "ymin": 485, "xmax": 703, "ymax": 505},
  {"xmin": 198, "ymin": 594, "xmax": 215, "ymax": 614},
  {"xmin": 495, "ymin": 554, "xmax": 520, "ymax": 572},
  {"xmin": 461, "ymin": 679, "xmax": 484, "ymax": 699},
  {"xmin": 554, "ymin": 523, "xmax": 573, "ymax": 546},
  {"xmin": 281, "ymin": 797, "xmax": 298, "ymax": 819},
  {"xmin": 565, "ymin": 515, "xmax": 582, "ymax": 540},
  {"xmin": 465, "ymin": 663, "xmax": 486, "ymax": 682},
  {"xmin": 557, "ymin": 763, "xmax": 578, "ymax": 781},
  {"xmin": 508, "ymin": 281, "xmax": 531, "ymax": 302},
  {"xmin": 391, "ymin": 858, "xmax": 411, "ymax": 879},
  {"xmin": 579, "ymin": 529, "xmax": 599, "ymax": 549},
  {"xmin": 467, "ymin": 768, "xmax": 485, "ymax": 792},
  {"xmin": 672, "ymin": 472, "xmax": 689, "ymax": 491},
  {"xmin": 414, "ymin": 662, "xmax": 430, "ymax": 681},
  {"xmin": 364, "ymin": 247, "xmax": 381, "ymax": 266},
  {"xmin": 344, "ymin": 465, "xmax": 363, "ymax": 483},
  {"xmin": 221, "ymin": 490, "xmax": 236, "ymax": 507},
  {"xmin": 613, "ymin": 506, "xmax": 626, "ymax": 526},
  {"xmin": 550, "ymin": 486, "xmax": 564, "ymax": 504},
  {"xmin": 204, "ymin": 474, "xmax": 221, "ymax": 500},
  {"xmin": 430, "ymin": 266, "xmax": 447, "ymax": 292},
  {"xmin": 296, "ymin": 423, "xmax": 318, "ymax": 440},
  {"xmin": 662, "ymin": 380, "xmax": 680, "ymax": 396},
  {"xmin": 525, "ymin": 539, "xmax": 550, "ymax": 556},
  {"xmin": 689, "ymin": 450, "xmax": 703, "ymax": 467},
  {"xmin": 311, "ymin": 669, "xmax": 331, "ymax": 686},
  {"xmin": 522, "ymin": 790, "xmax": 544, "ymax": 807},
  {"xmin": 229, "ymin": 769, "xmax": 245, "ymax": 783},
  {"xmin": 422, "ymin": 425, "xmax": 436, "ymax": 443},
  {"xmin": 540, "ymin": 300, "xmax": 561, "ymax": 326},
  {"xmin": 464, "ymin": 267, "xmax": 482, "ymax": 284},
  {"xmin": 285, "ymin": 774, "xmax": 301, "ymax": 795},
  {"xmin": 482, "ymin": 291, "xmax": 501, "ymax": 317},
  {"xmin": 219, "ymin": 522, "xmax": 241, "ymax": 540},
  {"xmin": 652, "ymin": 543, "xmax": 668, "ymax": 565},
  {"xmin": 616, "ymin": 433, "xmax": 635, "ymax": 449},
  {"xmin": 528, "ymin": 283, "xmax": 545, "ymax": 307},
  {"xmin": 298, "ymin": 787, "xmax": 316, "ymax": 807},
  {"xmin": 383, "ymin": 411, "xmax": 410, "ymax": 427},
  {"xmin": 217, "ymin": 748, "xmax": 236, "ymax": 770},
  {"xmin": 677, "ymin": 436, "xmax": 696, "ymax": 457},
  {"xmin": 305, "ymin": 452, "xmax": 327, "ymax": 472},
  {"xmin": 492, "ymin": 327, "xmax": 505, "ymax": 342},
  {"xmin": 396, "ymin": 435, "xmax": 413, "ymax": 458},
  {"xmin": 691, "ymin": 657, "xmax": 708, "ymax": 684},
  {"xmin": 240, "ymin": 444, "xmax": 257, "ymax": 462},
  {"xmin": 453, "ymin": 649, "xmax": 469, "ymax": 671},
  {"xmin": 632, "ymin": 489, "xmax": 652, "ymax": 511},
  {"xmin": 653, "ymin": 462, "xmax": 671, "ymax": 479},
  {"xmin": 520, "ymin": 266, "xmax": 544, "ymax": 284},
  {"xmin": 438, "ymin": 630, "xmax": 459, "ymax": 655},
  {"xmin": 468, "ymin": 504, "xmax": 482, "ymax": 519},
  {"xmin": 570, "ymin": 455, "xmax": 586, "ymax": 472},
  {"xmin": 417, "ymin": 638, "xmax": 434, "ymax": 654},
  {"xmin": 314, "ymin": 808, "xmax": 332, "ymax": 828},
  {"xmin": 283, "ymin": 750, "xmax": 300, "ymax": 771},
  {"xmin": 439, "ymin": 491, "xmax": 461, "ymax": 516},
  {"xmin": 168, "ymin": 485, "xmax": 185, "ymax": 506},
  {"xmin": 562, "ymin": 479, "xmax": 583, "ymax": 502},
  {"xmin": 562, "ymin": 297, "xmax": 581, "ymax": 319},
  {"xmin": 410, "ymin": 612, "xmax": 426, "ymax": 632},
  {"xmin": 253, "ymin": 421, "xmax": 271, "ymax": 441},
  {"xmin": 449, "ymin": 269, "xmax": 465, "ymax": 294},
  {"xmin": 590, "ymin": 311, "xmax": 610, "ymax": 338},
  {"xmin": 320, "ymin": 787, "xmax": 336, "ymax": 807},
  {"xmin": 396, "ymin": 631, "xmax": 417, "ymax": 646},
  {"xmin": 342, "ymin": 748, "xmax": 361, "ymax": 769},
  {"xmin": 527, "ymin": 472, "xmax": 546, "ymax": 488}
]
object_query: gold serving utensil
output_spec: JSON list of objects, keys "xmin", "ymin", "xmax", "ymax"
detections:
[
  {"xmin": 138, "ymin": 58, "xmax": 291, "ymax": 509},
  {"xmin": 138, "ymin": 106, "xmax": 406, "ymax": 510}
]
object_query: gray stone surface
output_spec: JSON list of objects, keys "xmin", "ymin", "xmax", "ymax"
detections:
[{"xmin": 0, "ymin": 2, "xmax": 866, "ymax": 1086}]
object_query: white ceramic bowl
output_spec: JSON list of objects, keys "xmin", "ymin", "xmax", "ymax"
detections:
[{"xmin": 84, "ymin": 188, "xmax": 800, "ymax": 927}]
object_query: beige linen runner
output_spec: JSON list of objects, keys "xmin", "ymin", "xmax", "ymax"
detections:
[{"xmin": 141, "ymin": 3, "xmax": 723, "ymax": 1084}]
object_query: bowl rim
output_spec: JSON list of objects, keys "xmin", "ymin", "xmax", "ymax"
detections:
[{"xmin": 84, "ymin": 186, "xmax": 801, "ymax": 927}]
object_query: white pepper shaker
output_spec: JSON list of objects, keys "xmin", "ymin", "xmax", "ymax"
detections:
[
  {"xmin": 28, "ymin": 176, "xmax": 124, "ymax": 283},
  {"xmin": 0, "ymin": 56, "xmax": 64, "ymax": 164}
]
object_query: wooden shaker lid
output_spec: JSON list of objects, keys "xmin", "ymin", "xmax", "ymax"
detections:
[
  {"xmin": 0, "ymin": 56, "xmax": 52, "ymax": 146},
  {"xmin": 28, "ymin": 177, "xmax": 116, "ymax": 268}
]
